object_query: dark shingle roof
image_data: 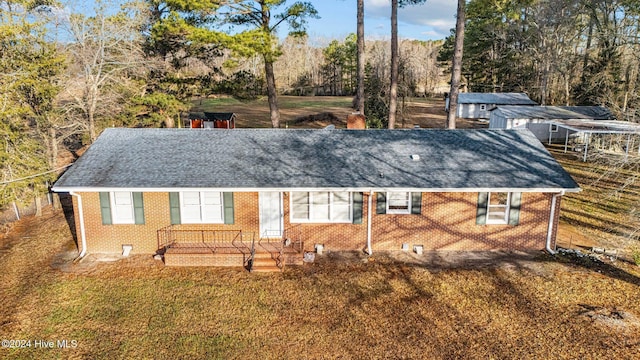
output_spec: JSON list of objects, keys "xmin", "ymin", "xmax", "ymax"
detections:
[
  {"xmin": 204, "ymin": 112, "xmax": 236, "ymax": 121},
  {"xmin": 458, "ymin": 93, "xmax": 537, "ymax": 105},
  {"xmin": 557, "ymin": 106, "xmax": 615, "ymax": 120},
  {"xmin": 492, "ymin": 106, "xmax": 594, "ymax": 119},
  {"xmin": 52, "ymin": 128, "xmax": 579, "ymax": 192}
]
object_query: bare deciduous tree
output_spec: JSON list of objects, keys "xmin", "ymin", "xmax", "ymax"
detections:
[{"xmin": 61, "ymin": 0, "xmax": 147, "ymax": 142}]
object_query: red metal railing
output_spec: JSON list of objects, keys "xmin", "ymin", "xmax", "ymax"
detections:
[{"xmin": 157, "ymin": 226, "xmax": 254, "ymax": 254}]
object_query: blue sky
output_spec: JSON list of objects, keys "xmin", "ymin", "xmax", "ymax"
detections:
[
  {"xmin": 60, "ymin": 0, "xmax": 456, "ymax": 42},
  {"xmin": 302, "ymin": 0, "xmax": 457, "ymax": 42}
]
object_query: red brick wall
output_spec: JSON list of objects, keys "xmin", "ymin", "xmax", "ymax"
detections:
[
  {"xmin": 73, "ymin": 192, "xmax": 260, "ymax": 254},
  {"xmin": 371, "ymin": 192, "xmax": 557, "ymax": 252},
  {"xmin": 282, "ymin": 192, "xmax": 369, "ymax": 252},
  {"xmin": 72, "ymin": 191, "xmax": 560, "ymax": 255}
]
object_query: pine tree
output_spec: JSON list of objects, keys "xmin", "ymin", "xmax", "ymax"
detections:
[{"xmin": 0, "ymin": 0, "xmax": 64, "ymax": 208}]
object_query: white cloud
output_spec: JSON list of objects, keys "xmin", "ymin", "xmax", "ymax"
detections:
[{"xmin": 365, "ymin": 0, "xmax": 456, "ymax": 38}]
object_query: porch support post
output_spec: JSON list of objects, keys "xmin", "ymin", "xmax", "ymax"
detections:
[
  {"xmin": 564, "ymin": 129, "xmax": 569, "ymax": 153},
  {"xmin": 583, "ymin": 133, "xmax": 589, "ymax": 162},
  {"xmin": 625, "ymin": 134, "xmax": 631, "ymax": 160},
  {"xmin": 367, "ymin": 190, "xmax": 373, "ymax": 255}
]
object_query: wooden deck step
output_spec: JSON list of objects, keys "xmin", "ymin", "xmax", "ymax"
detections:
[
  {"xmin": 251, "ymin": 265, "xmax": 281, "ymax": 273},
  {"xmin": 250, "ymin": 253, "xmax": 281, "ymax": 272},
  {"xmin": 252, "ymin": 257, "xmax": 276, "ymax": 266}
]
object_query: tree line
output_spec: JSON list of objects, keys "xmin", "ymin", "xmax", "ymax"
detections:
[
  {"xmin": 0, "ymin": 0, "xmax": 443, "ymax": 210},
  {"xmin": 4, "ymin": 0, "xmax": 635, "ymax": 212},
  {"xmin": 440, "ymin": 0, "xmax": 640, "ymax": 120}
]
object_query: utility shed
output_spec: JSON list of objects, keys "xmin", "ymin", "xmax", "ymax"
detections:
[
  {"xmin": 446, "ymin": 93, "xmax": 537, "ymax": 119},
  {"xmin": 188, "ymin": 112, "xmax": 236, "ymax": 129},
  {"xmin": 489, "ymin": 106, "xmax": 593, "ymax": 141}
]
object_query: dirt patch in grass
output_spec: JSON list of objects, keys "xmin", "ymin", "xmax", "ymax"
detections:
[
  {"xmin": 2, "ymin": 210, "xmax": 640, "ymax": 359},
  {"xmin": 578, "ymin": 304, "xmax": 640, "ymax": 332}
]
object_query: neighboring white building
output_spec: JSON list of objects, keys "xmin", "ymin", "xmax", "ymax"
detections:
[
  {"xmin": 488, "ymin": 105, "xmax": 618, "ymax": 142},
  {"xmin": 446, "ymin": 93, "xmax": 537, "ymax": 119},
  {"xmin": 489, "ymin": 106, "xmax": 593, "ymax": 141}
]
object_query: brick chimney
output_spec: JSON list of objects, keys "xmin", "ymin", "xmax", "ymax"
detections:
[{"xmin": 347, "ymin": 113, "xmax": 366, "ymax": 129}]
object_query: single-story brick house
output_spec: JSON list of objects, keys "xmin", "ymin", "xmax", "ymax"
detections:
[{"xmin": 52, "ymin": 128, "xmax": 580, "ymax": 270}]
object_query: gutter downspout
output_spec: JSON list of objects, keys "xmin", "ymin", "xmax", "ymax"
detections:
[
  {"xmin": 69, "ymin": 192, "xmax": 88, "ymax": 260},
  {"xmin": 367, "ymin": 190, "xmax": 373, "ymax": 255},
  {"xmin": 546, "ymin": 191, "xmax": 565, "ymax": 255}
]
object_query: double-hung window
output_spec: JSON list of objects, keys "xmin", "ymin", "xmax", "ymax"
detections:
[
  {"xmin": 291, "ymin": 191, "xmax": 352, "ymax": 223},
  {"xmin": 100, "ymin": 192, "xmax": 144, "ymax": 225},
  {"xmin": 486, "ymin": 192, "xmax": 510, "ymax": 224},
  {"xmin": 376, "ymin": 192, "xmax": 422, "ymax": 215},
  {"xmin": 180, "ymin": 191, "xmax": 224, "ymax": 223},
  {"xmin": 387, "ymin": 192, "xmax": 411, "ymax": 214},
  {"xmin": 477, "ymin": 192, "xmax": 521, "ymax": 225},
  {"xmin": 110, "ymin": 191, "xmax": 135, "ymax": 224}
]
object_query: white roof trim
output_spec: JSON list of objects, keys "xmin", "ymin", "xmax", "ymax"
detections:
[{"xmin": 52, "ymin": 186, "xmax": 581, "ymax": 193}]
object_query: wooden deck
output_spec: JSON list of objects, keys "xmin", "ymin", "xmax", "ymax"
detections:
[
  {"xmin": 158, "ymin": 227, "xmax": 304, "ymax": 270},
  {"xmin": 162, "ymin": 241, "xmax": 303, "ymax": 269}
]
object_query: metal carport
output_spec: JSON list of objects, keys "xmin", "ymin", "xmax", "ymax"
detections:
[{"xmin": 549, "ymin": 120, "xmax": 640, "ymax": 161}]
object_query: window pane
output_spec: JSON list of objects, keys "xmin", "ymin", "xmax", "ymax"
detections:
[
  {"xmin": 113, "ymin": 191, "xmax": 132, "ymax": 205},
  {"xmin": 311, "ymin": 192, "xmax": 330, "ymax": 220},
  {"xmin": 489, "ymin": 193, "xmax": 508, "ymax": 206},
  {"xmin": 333, "ymin": 205, "xmax": 351, "ymax": 221},
  {"xmin": 291, "ymin": 192, "xmax": 309, "ymax": 220},
  {"xmin": 333, "ymin": 192, "xmax": 350, "ymax": 205},
  {"xmin": 292, "ymin": 192, "xmax": 309, "ymax": 204},
  {"xmin": 181, "ymin": 205, "xmax": 201, "ymax": 222},
  {"xmin": 388, "ymin": 192, "xmax": 409, "ymax": 210},
  {"xmin": 202, "ymin": 204, "xmax": 223, "ymax": 222},
  {"xmin": 183, "ymin": 192, "xmax": 201, "ymax": 206},
  {"xmin": 203, "ymin": 192, "xmax": 222, "ymax": 205}
]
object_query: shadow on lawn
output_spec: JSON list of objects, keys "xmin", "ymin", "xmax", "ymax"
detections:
[
  {"xmin": 325, "ymin": 249, "xmax": 640, "ymax": 358},
  {"xmin": 551, "ymin": 250, "xmax": 640, "ymax": 287},
  {"xmin": 58, "ymin": 193, "xmax": 78, "ymax": 249},
  {"xmin": 319, "ymin": 249, "xmax": 640, "ymax": 288}
]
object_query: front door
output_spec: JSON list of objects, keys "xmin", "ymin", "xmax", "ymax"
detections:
[{"xmin": 259, "ymin": 192, "xmax": 283, "ymax": 238}]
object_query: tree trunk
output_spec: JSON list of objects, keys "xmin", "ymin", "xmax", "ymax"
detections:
[
  {"xmin": 356, "ymin": 0, "xmax": 365, "ymax": 115},
  {"xmin": 446, "ymin": 0, "xmax": 466, "ymax": 130},
  {"xmin": 35, "ymin": 195, "xmax": 42, "ymax": 217},
  {"xmin": 388, "ymin": 0, "xmax": 399, "ymax": 129},
  {"xmin": 264, "ymin": 59, "xmax": 281, "ymax": 128},
  {"xmin": 164, "ymin": 113, "xmax": 175, "ymax": 128},
  {"xmin": 49, "ymin": 127, "xmax": 58, "ymax": 170},
  {"xmin": 89, "ymin": 110, "xmax": 96, "ymax": 143},
  {"xmin": 541, "ymin": 58, "xmax": 550, "ymax": 105}
]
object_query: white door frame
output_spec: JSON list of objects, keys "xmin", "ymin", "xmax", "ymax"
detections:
[{"xmin": 259, "ymin": 192, "xmax": 283, "ymax": 238}]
